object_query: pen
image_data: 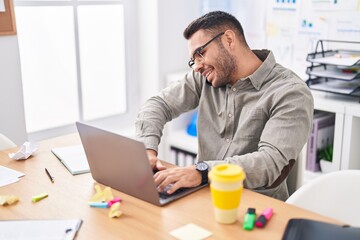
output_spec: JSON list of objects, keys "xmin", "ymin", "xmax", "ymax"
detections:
[
  {"xmin": 45, "ymin": 168, "xmax": 54, "ymax": 183},
  {"xmin": 255, "ymin": 207, "xmax": 273, "ymax": 228}
]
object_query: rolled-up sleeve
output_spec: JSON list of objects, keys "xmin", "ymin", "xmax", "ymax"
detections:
[{"xmin": 135, "ymin": 72, "xmax": 202, "ymax": 152}]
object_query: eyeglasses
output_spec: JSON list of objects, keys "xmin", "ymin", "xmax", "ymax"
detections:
[{"xmin": 188, "ymin": 32, "xmax": 225, "ymax": 69}]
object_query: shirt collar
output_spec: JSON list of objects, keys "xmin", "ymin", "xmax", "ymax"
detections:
[{"xmin": 245, "ymin": 50, "xmax": 276, "ymax": 91}]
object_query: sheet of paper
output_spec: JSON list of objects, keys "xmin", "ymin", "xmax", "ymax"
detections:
[
  {"xmin": 0, "ymin": 178, "xmax": 19, "ymax": 187},
  {"xmin": 310, "ymin": 55, "xmax": 360, "ymax": 67},
  {"xmin": 0, "ymin": 219, "xmax": 82, "ymax": 240},
  {"xmin": 8, "ymin": 141, "xmax": 39, "ymax": 160},
  {"xmin": 0, "ymin": 166, "xmax": 25, "ymax": 187},
  {"xmin": 170, "ymin": 223, "xmax": 212, "ymax": 240}
]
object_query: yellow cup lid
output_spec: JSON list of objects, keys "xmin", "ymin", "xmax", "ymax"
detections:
[{"xmin": 208, "ymin": 164, "xmax": 246, "ymax": 183}]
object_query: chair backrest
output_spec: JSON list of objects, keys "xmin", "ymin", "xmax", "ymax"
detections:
[
  {"xmin": 286, "ymin": 151, "xmax": 304, "ymax": 196},
  {"xmin": 0, "ymin": 133, "xmax": 16, "ymax": 151},
  {"xmin": 286, "ymin": 170, "xmax": 360, "ymax": 226}
]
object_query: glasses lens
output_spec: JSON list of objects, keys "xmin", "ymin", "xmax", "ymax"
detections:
[
  {"xmin": 188, "ymin": 51, "xmax": 204, "ymax": 69},
  {"xmin": 188, "ymin": 59, "xmax": 195, "ymax": 68}
]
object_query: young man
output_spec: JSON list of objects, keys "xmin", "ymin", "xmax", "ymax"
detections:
[{"xmin": 135, "ymin": 11, "xmax": 313, "ymax": 200}]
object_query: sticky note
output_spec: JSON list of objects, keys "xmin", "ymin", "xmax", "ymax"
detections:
[
  {"xmin": 0, "ymin": 195, "xmax": 19, "ymax": 206},
  {"xmin": 109, "ymin": 202, "xmax": 122, "ymax": 218},
  {"xmin": 170, "ymin": 223, "xmax": 212, "ymax": 240},
  {"xmin": 32, "ymin": 193, "xmax": 48, "ymax": 202},
  {"xmin": 89, "ymin": 185, "xmax": 114, "ymax": 202}
]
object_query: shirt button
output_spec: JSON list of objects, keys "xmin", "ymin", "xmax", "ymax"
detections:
[
  {"xmin": 232, "ymin": 88, "xmax": 236, "ymax": 92},
  {"xmin": 226, "ymin": 138, "xmax": 230, "ymax": 143},
  {"xmin": 228, "ymin": 113, "xmax": 232, "ymax": 118}
]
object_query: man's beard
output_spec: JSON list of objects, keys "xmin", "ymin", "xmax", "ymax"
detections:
[{"xmin": 210, "ymin": 44, "xmax": 237, "ymax": 88}]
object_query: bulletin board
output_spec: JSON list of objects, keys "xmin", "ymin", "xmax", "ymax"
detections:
[{"xmin": 0, "ymin": 0, "xmax": 16, "ymax": 35}]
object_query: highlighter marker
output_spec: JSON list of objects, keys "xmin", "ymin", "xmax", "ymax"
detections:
[
  {"xmin": 255, "ymin": 207, "xmax": 273, "ymax": 228},
  {"xmin": 108, "ymin": 197, "xmax": 122, "ymax": 207},
  {"xmin": 89, "ymin": 202, "xmax": 109, "ymax": 208},
  {"xmin": 31, "ymin": 193, "xmax": 48, "ymax": 202},
  {"xmin": 243, "ymin": 208, "xmax": 256, "ymax": 230}
]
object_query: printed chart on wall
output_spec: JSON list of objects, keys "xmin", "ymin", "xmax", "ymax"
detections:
[
  {"xmin": 292, "ymin": 0, "xmax": 331, "ymax": 79},
  {"xmin": 265, "ymin": 0, "xmax": 360, "ymax": 80},
  {"xmin": 266, "ymin": 0, "xmax": 302, "ymax": 73}
]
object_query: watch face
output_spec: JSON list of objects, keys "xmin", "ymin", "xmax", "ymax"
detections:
[{"xmin": 197, "ymin": 162, "xmax": 208, "ymax": 171}]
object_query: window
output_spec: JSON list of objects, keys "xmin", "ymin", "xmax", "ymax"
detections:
[{"xmin": 14, "ymin": 0, "xmax": 138, "ymax": 137}]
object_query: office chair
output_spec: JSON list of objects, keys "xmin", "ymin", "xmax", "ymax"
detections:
[
  {"xmin": 286, "ymin": 151, "xmax": 304, "ymax": 196},
  {"xmin": 0, "ymin": 133, "xmax": 16, "ymax": 151},
  {"xmin": 286, "ymin": 170, "xmax": 360, "ymax": 226}
]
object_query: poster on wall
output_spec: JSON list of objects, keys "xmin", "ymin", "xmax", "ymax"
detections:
[
  {"xmin": 311, "ymin": 0, "xmax": 359, "ymax": 11},
  {"xmin": 331, "ymin": 14, "xmax": 360, "ymax": 47},
  {"xmin": 264, "ymin": 0, "xmax": 360, "ymax": 79},
  {"xmin": 266, "ymin": 0, "xmax": 302, "ymax": 70},
  {"xmin": 292, "ymin": 0, "xmax": 330, "ymax": 79}
]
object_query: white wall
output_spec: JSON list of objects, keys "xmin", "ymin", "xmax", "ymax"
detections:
[
  {"xmin": 138, "ymin": 0, "xmax": 200, "ymax": 104},
  {"xmin": 138, "ymin": 0, "xmax": 159, "ymax": 104},
  {"xmin": 157, "ymin": 0, "xmax": 200, "ymax": 89},
  {"xmin": 0, "ymin": 35, "xmax": 27, "ymax": 144},
  {"xmin": 136, "ymin": 0, "xmax": 200, "ymax": 158}
]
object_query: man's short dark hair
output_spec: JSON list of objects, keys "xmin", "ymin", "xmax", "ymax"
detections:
[{"xmin": 183, "ymin": 11, "xmax": 247, "ymax": 46}]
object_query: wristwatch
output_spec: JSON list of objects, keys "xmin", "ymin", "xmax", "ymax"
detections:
[{"xmin": 195, "ymin": 161, "xmax": 209, "ymax": 185}]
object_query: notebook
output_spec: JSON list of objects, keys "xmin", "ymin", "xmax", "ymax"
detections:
[
  {"xmin": 51, "ymin": 145, "xmax": 89, "ymax": 175},
  {"xmin": 76, "ymin": 122, "xmax": 207, "ymax": 206}
]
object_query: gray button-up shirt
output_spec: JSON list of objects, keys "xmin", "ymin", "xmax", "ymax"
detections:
[{"xmin": 135, "ymin": 50, "xmax": 314, "ymax": 200}]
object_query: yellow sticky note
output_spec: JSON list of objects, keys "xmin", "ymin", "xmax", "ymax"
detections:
[
  {"xmin": 103, "ymin": 187, "xmax": 114, "ymax": 201},
  {"xmin": 108, "ymin": 202, "xmax": 122, "ymax": 218},
  {"xmin": 90, "ymin": 185, "xmax": 114, "ymax": 202},
  {"xmin": 32, "ymin": 193, "xmax": 48, "ymax": 202},
  {"xmin": 0, "ymin": 195, "xmax": 19, "ymax": 206},
  {"xmin": 170, "ymin": 223, "xmax": 212, "ymax": 240}
]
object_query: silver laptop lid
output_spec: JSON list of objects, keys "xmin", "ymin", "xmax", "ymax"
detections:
[{"xmin": 76, "ymin": 122, "xmax": 162, "ymax": 206}]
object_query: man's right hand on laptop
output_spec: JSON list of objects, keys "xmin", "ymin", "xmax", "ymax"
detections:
[{"xmin": 146, "ymin": 149, "xmax": 166, "ymax": 171}]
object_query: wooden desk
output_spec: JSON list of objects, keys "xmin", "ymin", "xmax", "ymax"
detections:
[{"xmin": 0, "ymin": 134, "xmax": 340, "ymax": 239}]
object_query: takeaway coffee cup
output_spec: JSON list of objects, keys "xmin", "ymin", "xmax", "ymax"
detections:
[{"xmin": 208, "ymin": 164, "xmax": 246, "ymax": 224}]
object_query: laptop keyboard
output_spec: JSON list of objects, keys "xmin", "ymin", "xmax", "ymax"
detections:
[
  {"xmin": 158, "ymin": 184, "xmax": 187, "ymax": 199},
  {"xmin": 153, "ymin": 170, "xmax": 190, "ymax": 199}
]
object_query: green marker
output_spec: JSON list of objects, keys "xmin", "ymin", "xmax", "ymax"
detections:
[
  {"xmin": 243, "ymin": 208, "xmax": 256, "ymax": 230},
  {"xmin": 32, "ymin": 193, "xmax": 48, "ymax": 202}
]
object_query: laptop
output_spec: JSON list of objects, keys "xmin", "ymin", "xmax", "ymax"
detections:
[{"xmin": 76, "ymin": 122, "xmax": 207, "ymax": 206}]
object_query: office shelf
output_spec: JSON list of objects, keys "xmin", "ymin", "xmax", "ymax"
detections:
[
  {"xmin": 306, "ymin": 40, "xmax": 360, "ymax": 102},
  {"xmin": 306, "ymin": 65, "xmax": 360, "ymax": 81},
  {"xmin": 306, "ymin": 49, "xmax": 360, "ymax": 67},
  {"xmin": 305, "ymin": 91, "xmax": 360, "ymax": 182},
  {"xmin": 308, "ymin": 78, "xmax": 360, "ymax": 96}
]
